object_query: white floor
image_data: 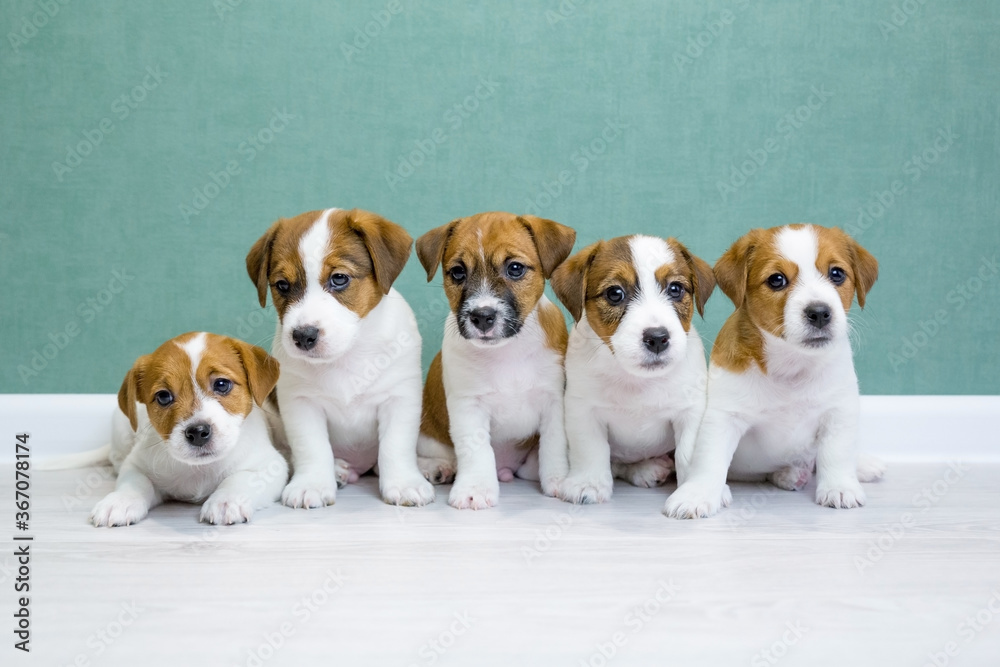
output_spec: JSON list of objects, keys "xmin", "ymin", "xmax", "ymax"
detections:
[{"xmin": 7, "ymin": 464, "xmax": 1000, "ymax": 666}]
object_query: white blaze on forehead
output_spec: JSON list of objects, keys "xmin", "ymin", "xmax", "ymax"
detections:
[
  {"xmin": 776, "ymin": 225, "xmax": 821, "ymax": 280},
  {"xmin": 299, "ymin": 208, "xmax": 338, "ymax": 289},
  {"xmin": 628, "ymin": 235, "xmax": 675, "ymax": 299},
  {"xmin": 176, "ymin": 332, "xmax": 208, "ymax": 402}
]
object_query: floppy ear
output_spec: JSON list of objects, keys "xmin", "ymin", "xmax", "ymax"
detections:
[
  {"xmin": 550, "ymin": 242, "xmax": 600, "ymax": 321},
  {"xmin": 230, "ymin": 339, "xmax": 280, "ymax": 407},
  {"xmin": 713, "ymin": 231, "xmax": 759, "ymax": 307},
  {"xmin": 518, "ymin": 216, "xmax": 577, "ymax": 278},
  {"xmin": 246, "ymin": 220, "xmax": 281, "ymax": 308},
  {"xmin": 117, "ymin": 355, "xmax": 150, "ymax": 431},
  {"xmin": 675, "ymin": 242, "xmax": 716, "ymax": 317},
  {"xmin": 416, "ymin": 219, "xmax": 460, "ymax": 282},
  {"xmin": 849, "ymin": 237, "xmax": 879, "ymax": 308},
  {"xmin": 346, "ymin": 209, "xmax": 413, "ymax": 294}
]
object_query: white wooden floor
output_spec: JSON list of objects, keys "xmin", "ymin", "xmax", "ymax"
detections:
[{"xmin": 6, "ymin": 464, "xmax": 1000, "ymax": 666}]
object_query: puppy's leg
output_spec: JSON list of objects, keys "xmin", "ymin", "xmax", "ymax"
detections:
[
  {"xmin": 769, "ymin": 465, "xmax": 812, "ymax": 491},
  {"xmin": 447, "ymin": 401, "xmax": 499, "ymax": 510},
  {"xmin": 201, "ymin": 454, "xmax": 288, "ymax": 525},
  {"xmin": 280, "ymin": 398, "xmax": 338, "ymax": 509},
  {"xmin": 377, "ymin": 395, "xmax": 435, "ymax": 507},
  {"xmin": 536, "ymin": 391, "xmax": 569, "ymax": 497},
  {"xmin": 559, "ymin": 402, "xmax": 613, "ymax": 504},
  {"xmin": 417, "ymin": 435, "xmax": 457, "ymax": 484},
  {"xmin": 90, "ymin": 462, "xmax": 161, "ymax": 527},
  {"xmin": 815, "ymin": 407, "xmax": 866, "ymax": 509},
  {"xmin": 857, "ymin": 453, "xmax": 887, "ymax": 483},
  {"xmin": 672, "ymin": 408, "xmax": 704, "ymax": 486},
  {"xmin": 663, "ymin": 409, "xmax": 747, "ymax": 519},
  {"xmin": 613, "ymin": 456, "xmax": 674, "ymax": 488}
]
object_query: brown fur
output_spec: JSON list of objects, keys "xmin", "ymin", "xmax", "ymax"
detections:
[
  {"xmin": 419, "ymin": 352, "xmax": 451, "ymax": 447},
  {"xmin": 537, "ymin": 298, "xmax": 569, "ymax": 354}
]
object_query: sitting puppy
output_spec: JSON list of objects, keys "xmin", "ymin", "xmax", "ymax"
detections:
[
  {"xmin": 550, "ymin": 234, "xmax": 715, "ymax": 504},
  {"xmin": 91, "ymin": 332, "xmax": 287, "ymax": 527},
  {"xmin": 415, "ymin": 212, "xmax": 576, "ymax": 509},
  {"xmin": 665, "ymin": 224, "xmax": 884, "ymax": 519},
  {"xmin": 246, "ymin": 208, "xmax": 434, "ymax": 508}
]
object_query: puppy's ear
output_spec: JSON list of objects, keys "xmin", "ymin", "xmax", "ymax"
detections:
[
  {"xmin": 713, "ymin": 230, "xmax": 759, "ymax": 306},
  {"xmin": 347, "ymin": 209, "xmax": 413, "ymax": 295},
  {"xmin": 518, "ymin": 216, "xmax": 577, "ymax": 278},
  {"xmin": 674, "ymin": 241, "xmax": 716, "ymax": 317},
  {"xmin": 117, "ymin": 355, "xmax": 150, "ymax": 431},
  {"xmin": 230, "ymin": 339, "xmax": 280, "ymax": 407},
  {"xmin": 550, "ymin": 242, "xmax": 600, "ymax": 321},
  {"xmin": 849, "ymin": 236, "xmax": 879, "ymax": 308},
  {"xmin": 416, "ymin": 219, "xmax": 460, "ymax": 282},
  {"xmin": 247, "ymin": 220, "xmax": 281, "ymax": 308}
]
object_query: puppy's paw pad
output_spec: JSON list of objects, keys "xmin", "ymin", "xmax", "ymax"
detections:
[
  {"xmin": 857, "ymin": 455, "xmax": 887, "ymax": 483},
  {"xmin": 90, "ymin": 492, "xmax": 149, "ymax": 527},
  {"xmin": 663, "ymin": 483, "xmax": 730, "ymax": 519},
  {"xmin": 769, "ymin": 465, "xmax": 812, "ymax": 491},
  {"xmin": 281, "ymin": 477, "xmax": 337, "ymax": 509},
  {"xmin": 448, "ymin": 483, "xmax": 499, "ymax": 510},
  {"xmin": 816, "ymin": 483, "xmax": 866, "ymax": 509},
  {"xmin": 200, "ymin": 495, "xmax": 253, "ymax": 525},
  {"xmin": 381, "ymin": 475, "xmax": 435, "ymax": 507},
  {"xmin": 620, "ymin": 457, "xmax": 674, "ymax": 488},
  {"xmin": 497, "ymin": 467, "xmax": 515, "ymax": 482},
  {"xmin": 334, "ymin": 459, "xmax": 359, "ymax": 489},
  {"xmin": 558, "ymin": 475, "xmax": 613, "ymax": 505},
  {"xmin": 418, "ymin": 457, "xmax": 456, "ymax": 485}
]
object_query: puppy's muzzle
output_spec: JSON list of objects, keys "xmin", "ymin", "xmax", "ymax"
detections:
[
  {"xmin": 184, "ymin": 422, "xmax": 213, "ymax": 447},
  {"xmin": 468, "ymin": 307, "xmax": 497, "ymax": 334},
  {"xmin": 292, "ymin": 325, "xmax": 320, "ymax": 351},
  {"xmin": 803, "ymin": 302, "xmax": 832, "ymax": 330},
  {"xmin": 642, "ymin": 327, "xmax": 670, "ymax": 355}
]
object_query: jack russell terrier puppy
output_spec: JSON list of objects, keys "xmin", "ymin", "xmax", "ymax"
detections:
[
  {"xmin": 91, "ymin": 332, "xmax": 287, "ymax": 527},
  {"xmin": 550, "ymin": 234, "xmax": 716, "ymax": 504},
  {"xmin": 665, "ymin": 224, "xmax": 885, "ymax": 519},
  {"xmin": 415, "ymin": 212, "xmax": 577, "ymax": 509},
  {"xmin": 247, "ymin": 208, "xmax": 435, "ymax": 508}
]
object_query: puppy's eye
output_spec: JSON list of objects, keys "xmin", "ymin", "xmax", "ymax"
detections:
[
  {"xmin": 666, "ymin": 282, "xmax": 685, "ymax": 300},
  {"xmin": 274, "ymin": 279, "xmax": 290, "ymax": 295},
  {"xmin": 154, "ymin": 390, "xmax": 173, "ymax": 407},
  {"xmin": 829, "ymin": 267, "xmax": 846, "ymax": 285},
  {"xmin": 605, "ymin": 286, "xmax": 626, "ymax": 305},
  {"xmin": 212, "ymin": 378, "xmax": 233, "ymax": 395},
  {"xmin": 448, "ymin": 266, "xmax": 467, "ymax": 283},
  {"xmin": 767, "ymin": 273, "xmax": 788, "ymax": 290},
  {"xmin": 506, "ymin": 262, "xmax": 526, "ymax": 279},
  {"xmin": 329, "ymin": 273, "xmax": 350, "ymax": 291}
]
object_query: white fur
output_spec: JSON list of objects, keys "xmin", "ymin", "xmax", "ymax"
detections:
[
  {"xmin": 91, "ymin": 335, "xmax": 288, "ymax": 527},
  {"xmin": 665, "ymin": 226, "xmax": 881, "ymax": 519},
  {"xmin": 274, "ymin": 210, "xmax": 434, "ymax": 509},
  {"xmin": 559, "ymin": 236, "xmax": 708, "ymax": 504},
  {"xmin": 418, "ymin": 296, "xmax": 569, "ymax": 509}
]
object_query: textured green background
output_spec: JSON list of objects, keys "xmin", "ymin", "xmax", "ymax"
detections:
[{"xmin": 1, "ymin": 0, "xmax": 997, "ymax": 394}]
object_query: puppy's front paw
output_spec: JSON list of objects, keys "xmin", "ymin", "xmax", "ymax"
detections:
[
  {"xmin": 769, "ymin": 465, "xmax": 812, "ymax": 491},
  {"xmin": 381, "ymin": 473, "xmax": 435, "ymax": 507},
  {"xmin": 418, "ymin": 456, "xmax": 456, "ymax": 485},
  {"xmin": 856, "ymin": 454, "xmax": 887, "ymax": 483},
  {"xmin": 816, "ymin": 480, "xmax": 866, "ymax": 509},
  {"xmin": 558, "ymin": 473, "xmax": 613, "ymax": 504},
  {"xmin": 540, "ymin": 475, "xmax": 564, "ymax": 498},
  {"xmin": 615, "ymin": 456, "xmax": 674, "ymax": 488},
  {"xmin": 448, "ymin": 479, "xmax": 499, "ymax": 510},
  {"xmin": 90, "ymin": 492, "xmax": 149, "ymax": 527},
  {"xmin": 663, "ymin": 482, "xmax": 732, "ymax": 519},
  {"xmin": 281, "ymin": 475, "xmax": 337, "ymax": 509},
  {"xmin": 334, "ymin": 458, "xmax": 360, "ymax": 489},
  {"xmin": 200, "ymin": 493, "xmax": 254, "ymax": 525}
]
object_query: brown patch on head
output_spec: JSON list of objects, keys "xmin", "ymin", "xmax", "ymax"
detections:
[
  {"xmin": 246, "ymin": 208, "xmax": 412, "ymax": 320},
  {"xmin": 815, "ymin": 226, "xmax": 879, "ymax": 310},
  {"xmin": 118, "ymin": 332, "xmax": 279, "ymax": 440},
  {"xmin": 578, "ymin": 237, "xmax": 637, "ymax": 344},
  {"xmin": 416, "ymin": 212, "xmax": 576, "ymax": 332}
]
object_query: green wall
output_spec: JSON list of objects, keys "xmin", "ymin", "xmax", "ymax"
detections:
[{"xmin": 2, "ymin": 0, "xmax": 998, "ymax": 395}]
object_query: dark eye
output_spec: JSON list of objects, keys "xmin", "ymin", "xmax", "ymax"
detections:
[
  {"xmin": 605, "ymin": 286, "xmax": 626, "ymax": 305},
  {"xmin": 213, "ymin": 378, "xmax": 232, "ymax": 395},
  {"xmin": 829, "ymin": 267, "xmax": 846, "ymax": 285},
  {"xmin": 506, "ymin": 262, "xmax": 525, "ymax": 279},
  {"xmin": 154, "ymin": 390, "xmax": 173, "ymax": 407},
  {"xmin": 274, "ymin": 279, "xmax": 290, "ymax": 295},
  {"xmin": 329, "ymin": 273, "xmax": 350, "ymax": 291},
  {"xmin": 667, "ymin": 282, "xmax": 685, "ymax": 300},
  {"xmin": 767, "ymin": 273, "xmax": 788, "ymax": 290},
  {"xmin": 448, "ymin": 266, "xmax": 467, "ymax": 282}
]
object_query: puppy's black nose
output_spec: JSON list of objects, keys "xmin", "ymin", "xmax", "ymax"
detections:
[
  {"xmin": 184, "ymin": 422, "xmax": 212, "ymax": 447},
  {"xmin": 804, "ymin": 302, "xmax": 832, "ymax": 329},
  {"xmin": 292, "ymin": 326, "xmax": 320, "ymax": 350},
  {"xmin": 642, "ymin": 327, "xmax": 670, "ymax": 354},
  {"xmin": 469, "ymin": 307, "xmax": 497, "ymax": 333}
]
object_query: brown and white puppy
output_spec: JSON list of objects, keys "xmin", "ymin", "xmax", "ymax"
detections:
[
  {"xmin": 416, "ymin": 212, "xmax": 576, "ymax": 509},
  {"xmin": 665, "ymin": 224, "xmax": 885, "ymax": 519},
  {"xmin": 247, "ymin": 208, "xmax": 434, "ymax": 508},
  {"xmin": 551, "ymin": 235, "xmax": 715, "ymax": 504},
  {"xmin": 91, "ymin": 332, "xmax": 287, "ymax": 527}
]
